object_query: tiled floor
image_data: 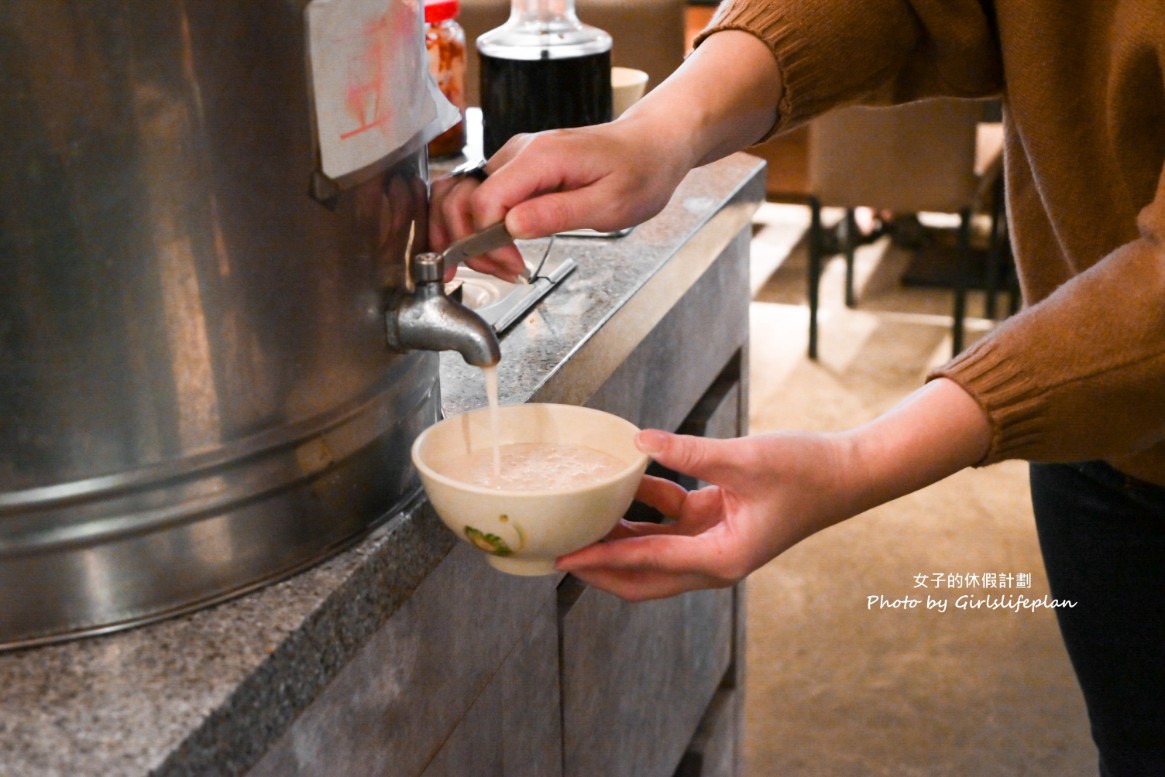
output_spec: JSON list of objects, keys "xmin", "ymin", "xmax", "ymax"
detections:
[{"xmin": 740, "ymin": 203, "xmax": 1097, "ymax": 776}]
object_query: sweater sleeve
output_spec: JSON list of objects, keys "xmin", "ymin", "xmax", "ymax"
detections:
[
  {"xmin": 694, "ymin": 0, "xmax": 1003, "ymax": 132},
  {"xmin": 931, "ymin": 184, "xmax": 1165, "ymax": 478}
]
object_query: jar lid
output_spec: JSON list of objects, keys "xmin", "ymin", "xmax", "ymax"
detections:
[{"xmin": 424, "ymin": 0, "xmax": 459, "ymax": 24}]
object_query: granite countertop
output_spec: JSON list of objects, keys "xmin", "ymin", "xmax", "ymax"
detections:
[{"xmin": 0, "ymin": 153, "xmax": 764, "ymax": 777}]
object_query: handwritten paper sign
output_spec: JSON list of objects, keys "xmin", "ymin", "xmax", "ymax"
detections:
[{"xmin": 306, "ymin": 0, "xmax": 457, "ymax": 181}]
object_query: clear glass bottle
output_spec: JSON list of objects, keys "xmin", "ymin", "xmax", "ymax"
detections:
[
  {"xmin": 477, "ymin": 0, "xmax": 613, "ymax": 156},
  {"xmin": 425, "ymin": 0, "xmax": 467, "ymax": 159}
]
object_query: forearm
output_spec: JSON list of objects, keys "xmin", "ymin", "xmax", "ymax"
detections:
[
  {"xmin": 557, "ymin": 379, "xmax": 992, "ymax": 599},
  {"xmin": 616, "ymin": 30, "xmax": 783, "ymax": 169},
  {"xmin": 933, "ymin": 233, "xmax": 1165, "ymax": 470},
  {"xmin": 839, "ymin": 377, "xmax": 992, "ymax": 518},
  {"xmin": 697, "ymin": 0, "xmax": 1001, "ymax": 131}
]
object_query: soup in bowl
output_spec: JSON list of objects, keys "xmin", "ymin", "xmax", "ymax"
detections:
[{"xmin": 411, "ymin": 403, "xmax": 649, "ymax": 576}]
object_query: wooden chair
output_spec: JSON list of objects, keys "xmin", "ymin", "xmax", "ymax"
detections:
[{"xmin": 805, "ymin": 99, "xmax": 1006, "ymax": 359}]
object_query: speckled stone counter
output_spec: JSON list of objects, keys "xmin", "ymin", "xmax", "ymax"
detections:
[{"xmin": 0, "ymin": 152, "xmax": 764, "ymax": 777}]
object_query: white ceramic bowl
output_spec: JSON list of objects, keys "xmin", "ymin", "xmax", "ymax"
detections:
[
  {"xmin": 412, "ymin": 403, "xmax": 649, "ymax": 576},
  {"xmin": 611, "ymin": 67, "xmax": 649, "ymax": 117}
]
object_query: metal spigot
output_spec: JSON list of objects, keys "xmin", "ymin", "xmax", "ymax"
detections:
[{"xmin": 385, "ymin": 252, "xmax": 501, "ymax": 367}]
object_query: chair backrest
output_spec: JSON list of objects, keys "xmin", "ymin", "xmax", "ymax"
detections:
[{"xmin": 808, "ymin": 99, "xmax": 984, "ymax": 214}]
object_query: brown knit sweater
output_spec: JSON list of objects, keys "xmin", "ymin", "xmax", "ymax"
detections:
[{"xmin": 698, "ymin": 0, "xmax": 1165, "ymax": 486}]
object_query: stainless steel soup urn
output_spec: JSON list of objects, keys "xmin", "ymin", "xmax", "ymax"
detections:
[{"xmin": 0, "ymin": 0, "xmax": 475, "ymax": 648}]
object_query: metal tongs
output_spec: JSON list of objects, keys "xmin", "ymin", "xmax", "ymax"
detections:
[{"xmin": 441, "ymin": 222, "xmax": 558, "ymax": 284}]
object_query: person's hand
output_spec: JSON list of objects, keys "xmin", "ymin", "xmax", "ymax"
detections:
[
  {"xmin": 428, "ymin": 164, "xmax": 528, "ymax": 282},
  {"xmin": 428, "ymin": 116, "xmax": 693, "ymax": 280},
  {"xmin": 555, "ymin": 429, "xmax": 860, "ymax": 601},
  {"xmin": 427, "ymin": 29, "xmax": 784, "ymax": 281},
  {"xmin": 476, "ymin": 118, "xmax": 693, "ymax": 239},
  {"xmin": 555, "ymin": 378, "xmax": 994, "ymax": 602}
]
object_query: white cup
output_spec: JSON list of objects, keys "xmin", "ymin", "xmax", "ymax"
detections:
[{"xmin": 611, "ymin": 67, "xmax": 649, "ymax": 118}]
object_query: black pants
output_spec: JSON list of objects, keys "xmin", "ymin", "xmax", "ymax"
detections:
[{"xmin": 1031, "ymin": 461, "xmax": 1165, "ymax": 777}]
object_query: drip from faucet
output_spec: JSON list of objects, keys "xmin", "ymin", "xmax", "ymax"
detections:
[{"xmin": 385, "ymin": 252, "xmax": 501, "ymax": 367}]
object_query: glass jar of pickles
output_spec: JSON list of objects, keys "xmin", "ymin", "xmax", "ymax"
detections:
[{"xmin": 424, "ymin": 0, "xmax": 467, "ymax": 159}]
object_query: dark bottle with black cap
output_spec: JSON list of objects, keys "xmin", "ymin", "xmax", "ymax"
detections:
[{"xmin": 477, "ymin": 0, "xmax": 613, "ymax": 157}]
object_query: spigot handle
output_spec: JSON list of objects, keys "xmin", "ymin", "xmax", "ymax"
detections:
[{"xmin": 439, "ymin": 222, "xmax": 515, "ymax": 272}]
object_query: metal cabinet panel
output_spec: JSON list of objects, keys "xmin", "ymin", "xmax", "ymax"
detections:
[
  {"xmin": 247, "ymin": 539, "xmax": 557, "ymax": 777},
  {"xmin": 581, "ymin": 230, "xmax": 751, "ymax": 435},
  {"xmin": 560, "ymin": 583, "xmax": 733, "ymax": 777},
  {"xmin": 679, "ymin": 359, "xmax": 744, "ymax": 442},
  {"xmin": 674, "ymin": 688, "xmax": 738, "ymax": 777},
  {"xmin": 422, "ymin": 598, "xmax": 562, "ymax": 777},
  {"xmin": 421, "ymin": 682, "xmax": 505, "ymax": 777},
  {"xmin": 560, "ymin": 251, "xmax": 747, "ymax": 777}
]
